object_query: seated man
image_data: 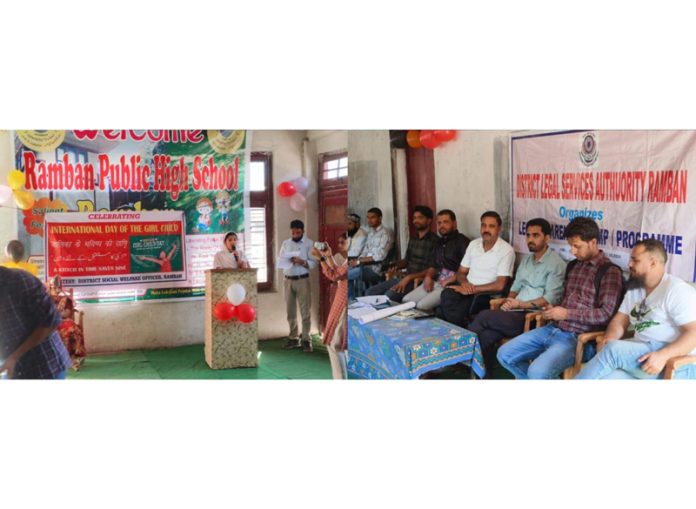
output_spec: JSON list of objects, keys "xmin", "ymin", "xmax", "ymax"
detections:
[
  {"xmin": 347, "ymin": 207, "xmax": 394, "ymax": 294},
  {"xmin": 497, "ymin": 217, "xmax": 624, "ymax": 379},
  {"xmin": 467, "ymin": 218, "xmax": 566, "ymax": 376},
  {"xmin": 576, "ymin": 239, "xmax": 696, "ymax": 379},
  {"xmin": 366, "ymin": 205, "xmax": 436, "ymax": 303},
  {"xmin": 346, "ymin": 213, "xmax": 367, "ymax": 259},
  {"xmin": 1, "ymin": 240, "xmax": 38, "ymax": 276},
  {"xmin": 438, "ymin": 211, "xmax": 515, "ymax": 327},
  {"xmin": 403, "ymin": 209, "xmax": 470, "ymax": 310}
]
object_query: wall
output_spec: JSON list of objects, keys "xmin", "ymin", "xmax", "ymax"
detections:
[
  {"xmin": 433, "ymin": 130, "xmax": 512, "ymax": 240},
  {"xmin": 0, "ymin": 130, "xmax": 347, "ymax": 353},
  {"xmin": 0, "ymin": 132, "xmax": 17, "ymax": 245},
  {"xmin": 392, "ymin": 149, "xmax": 409, "ymax": 257},
  {"xmin": 251, "ymin": 130, "xmax": 347, "ymax": 341},
  {"xmin": 308, "ymin": 130, "xmax": 348, "ymax": 157},
  {"xmin": 347, "ymin": 130, "xmax": 394, "ymax": 230},
  {"xmin": 345, "ymin": 130, "xmax": 514, "ymax": 251}
]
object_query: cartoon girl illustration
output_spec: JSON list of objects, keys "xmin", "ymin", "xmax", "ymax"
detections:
[
  {"xmin": 195, "ymin": 197, "xmax": 213, "ymax": 233},
  {"xmin": 216, "ymin": 190, "xmax": 231, "ymax": 225}
]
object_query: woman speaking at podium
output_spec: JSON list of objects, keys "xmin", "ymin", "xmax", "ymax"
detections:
[{"xmin": 213, "ymin": 232, "xmax": 250, "ymax": 269}]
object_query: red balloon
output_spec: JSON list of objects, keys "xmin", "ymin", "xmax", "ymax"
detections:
[
  {"xmin": 277, "ymin": 181, "xmax": 297, "ymax": 197},
  {"xmin": 406, "ymin": 130, "xmax": 422, "ymax": 148},
  {"xmin": 419, "ymin": 130, "xmax": 441, "ymax": 149},
  {"xmin": 236, "ymin": 303, "xmax": 256, "ymax": 324},
  {"xmin": 213, "ymin": 301, "xmax": 237, "ymax": 321},
  {"xmin": 433, "ymin": 130, "xmax": 456, "ymax": 142}
]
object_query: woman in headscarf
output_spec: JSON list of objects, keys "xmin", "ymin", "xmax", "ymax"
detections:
[{"xmin": 213, "ymin": 232, "xmax": 250, "ymax": 269}]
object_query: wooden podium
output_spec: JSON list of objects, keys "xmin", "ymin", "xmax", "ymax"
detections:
[{"xmin": 205, "ymin": 268, "xmax": 259, "ymax": 369}]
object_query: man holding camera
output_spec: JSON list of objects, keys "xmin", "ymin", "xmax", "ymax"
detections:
[
  {"xmin": 365, "ymin": 206, "xmax": 436, "ymax": 303},
  {"xmin": 278, "ymin": 219, "xmax": 317, "ymax": 352}
]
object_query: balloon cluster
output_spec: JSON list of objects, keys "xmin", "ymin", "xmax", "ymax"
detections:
[
  {"xmin": 0, "ymin": 170, "xmax": 36, "ymax": 210},
  {"xmin": 213, "ymin": 283, "xmax": 257, "ymax": 324},
  {"xmin": 406, "ymin": 130, "xmax": 457, "ymax": 150},
  {"xmin": 277, "ymin": 176, "xmax": 309, "ymax": 212}
]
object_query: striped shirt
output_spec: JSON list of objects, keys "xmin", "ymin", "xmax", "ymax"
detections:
[
  {"xmin": 557, "ymin": 251, "xmax": 624, "ymax": 334},
  {"xmin": 362, "ymin": 224, "xmax": 394, "ymax": 274}
]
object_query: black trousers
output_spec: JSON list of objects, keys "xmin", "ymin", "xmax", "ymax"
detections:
[
  {"xmin": 466, "ymin": 309, "xmax": 527, "ymax": 376},
  {"xmin": 438, "ymin": 288, "xmax": 492, "ymax": 327}
]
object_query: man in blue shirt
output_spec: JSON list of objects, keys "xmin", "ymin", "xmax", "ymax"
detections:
[
  {"xmin": 0, "ymin": 266, "xmax": 71, "ymax": 379},
  {"xmin": 467, "ymin": 218, "xmax": 566, "ymax": 377}
]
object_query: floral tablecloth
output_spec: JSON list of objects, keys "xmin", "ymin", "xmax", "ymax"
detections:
[{"xmin": 347, "ymin": 316, "xmax": 485, "ymax": 379}]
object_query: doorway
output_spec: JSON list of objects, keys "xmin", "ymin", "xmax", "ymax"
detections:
[{"xmin": 318, "ymin": 152, "xmax": 348, "ymax": 330}]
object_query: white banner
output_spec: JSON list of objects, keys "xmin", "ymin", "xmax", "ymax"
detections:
[{"xmin": 511, "ymin": 130, "xmax": 696, "ymax": 282}]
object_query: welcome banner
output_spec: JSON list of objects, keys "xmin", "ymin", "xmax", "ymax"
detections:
[
  {"xmin": 12, "ymin": 129, "xmax": 250, "ymax": 301},
  {"xmin": 511, "ymin": 130, "xmax": 696, "ymax": 282}
]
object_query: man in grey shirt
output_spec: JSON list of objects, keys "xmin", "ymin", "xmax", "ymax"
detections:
[{"xmin": 467, "ymin": 218, "xmax": 566, "ymax": 377}]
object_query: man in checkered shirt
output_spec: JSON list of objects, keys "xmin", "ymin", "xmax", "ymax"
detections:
[
  {"xmin": 497, "ymin": 217, "xmax": 624, "ymax": 379},
  {"xmin": 0, "ymin": 266, "xmax": 71, "ymax": 379}
]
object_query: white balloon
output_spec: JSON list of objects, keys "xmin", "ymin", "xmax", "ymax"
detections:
[
  {"xmin": 226, "ymin": 283, "xmax": 246, "ymax": 306},
  {"xmin": 289, "ymin": 193, "xmax": 307, "ymax": 212},
  {"xmin": 292, "ymin": 176, "xmax": 310, "ymax": 194},
  {"xmin": 0, "ymin": 185, "xmax": 12, "ymax": 205}
]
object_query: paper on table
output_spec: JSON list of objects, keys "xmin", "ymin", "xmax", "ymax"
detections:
[
  {"xmin": 347, "ymin": 306, "xmax": 376, "ymax": 320},
  {"xmin": 358, "ymin": 301, "xmax": 416, "ymax": 325},
  {"xmin": 356, "ymin": 295, "xmax": 389, "ymax": 306}
]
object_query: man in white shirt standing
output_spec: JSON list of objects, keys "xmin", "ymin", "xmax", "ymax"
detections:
[
  {"xmin": 576, "ymin": 239, "xmax": 696, "ymax": 379},
  {"xmin": 438, "ymin": 211, "xmax": 515, "ymax": 327},
  {"xmin": 278, "ymin": 219, "xmax": 317, "ymax": 352}
]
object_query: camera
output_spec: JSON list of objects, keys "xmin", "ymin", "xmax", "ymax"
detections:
[{"xmin": 313, "ymin": 242, "xmax": 327, "ymax": 251}]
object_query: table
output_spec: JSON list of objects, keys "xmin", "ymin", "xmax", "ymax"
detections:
[{"xmin": 347, "ymin": 315, "xmax": 485, "ymax": 379}]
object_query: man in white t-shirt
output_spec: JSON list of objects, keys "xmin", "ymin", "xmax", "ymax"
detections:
[
  {"xmin": 438, "ymin": 211, "xmax": 515, "ymax": 327},
  {"xmin": 576, "ymin": 239, "xmax": 696, "ymax": 379}
]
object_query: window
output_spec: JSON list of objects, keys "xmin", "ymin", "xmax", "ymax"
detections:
[
  {"xmin": 321, "ymin": 153, "xmax": 348, "ymax": 181},
  {"xmin": 248, "ymin": 152, "xmax": 274, "ymax": 291},
  {"xmin": 52, "ymin": 143, "xmax": 98, "ymax": 203}
]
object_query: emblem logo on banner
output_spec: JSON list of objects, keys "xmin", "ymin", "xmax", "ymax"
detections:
[{"xmin": 579, "ymin": 132, "xmax": 599, "ymax": 166}]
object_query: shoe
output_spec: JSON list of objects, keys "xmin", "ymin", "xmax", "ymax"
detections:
[
  {"xmin": 301, "ymin": 339, "xmax": 313, "ymax": 353},
  {"xmin": 284, "ymin": 338, "xmax": 301, "ymax": 349}
]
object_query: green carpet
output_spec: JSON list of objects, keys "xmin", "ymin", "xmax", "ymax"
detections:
[{"xmin": 68, "ymin": 339, "xmax": 332, "ymax": 380}]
